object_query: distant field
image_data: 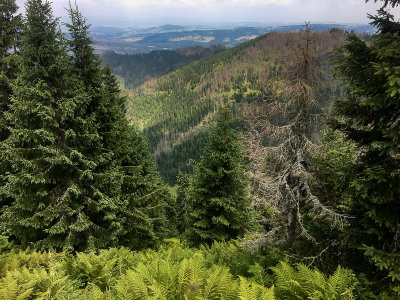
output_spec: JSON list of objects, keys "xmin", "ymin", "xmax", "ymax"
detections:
[{"xmin": 91, "ymin": 23, "xmax": 375, "ymax": 54}]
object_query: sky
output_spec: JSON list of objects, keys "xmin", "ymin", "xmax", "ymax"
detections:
[{"xmin": 15, "ymin": 0, "xmax": 397, "ymax": 27}]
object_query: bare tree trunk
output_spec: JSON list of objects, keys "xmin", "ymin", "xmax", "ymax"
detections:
[
  {"xmin": 242, "ymin": 24, "xmax": 348, "ymax": 252},
  {"xmin": 288, "ymin": 206, "xmax": 298, "ymax": 250}
]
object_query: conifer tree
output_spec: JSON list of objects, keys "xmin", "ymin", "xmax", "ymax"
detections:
[
  {"xmin": 333, "ymin": 0, "xmax": 400, "ymax": 279},
  {"xmin": 0, "ymin": 1, "xmax": 174, "ymax": 251},
  {"xmin": 0, "ymin": 0, "xmax": 21, "ymax": 102},
  {"xmin": 0, "ymin": 0, "xmax": 79, "ymax": 250},
  {"xmin": 176, "ymin": 171, "xmax": 190, "ymax": 234},
  {"xmin": 0, "ymin": 0, "xmax": 21, "ymax": 122},
  {"xmin": 186, "ymin": 102, "xmax": 253, "ymax": 246},
  {"xmin": 0, "ymin": 0, "xmax": 21, "ymax": 206},
  {"xmin": 242, "ymin": 25, "xmax": 344, "ymax": 253},
  {"xmin": 65, "ymin": 4, "xmax": 175, "ymax": 250}
]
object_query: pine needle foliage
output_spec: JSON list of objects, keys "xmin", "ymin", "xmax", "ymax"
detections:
[
  {"xmin": 0, "ymin": 1, "xmax": 174, "ymax": 251},
  {"xmin": 0, "ymin": 0, "xmax": 22, "ymax": 214},
  {"xmin": 332, "ymin": 0, "xmax": 400, "ymax": 280},
  {"xmin": 1, "ymin": 0, "xmax": 85, "ymax": 250},
  {"xmin": 186, "ymin": 102, "xmax": 253, "ymax": 246},
  {"xmin": 0, "ymin": 0, "xmax": 21, "ymax": 139}
]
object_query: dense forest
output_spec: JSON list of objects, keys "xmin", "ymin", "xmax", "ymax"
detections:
[
  {"xmin": 124, "ymin": 28, "xmax": 350, "ymax": 184},
  {"xmin": 1, "ymin": 0, "xmax": 400, "ymax": 299},
  {"xmin": 101, "ymin": 45, "xmax": 226, "ymax": 89}
]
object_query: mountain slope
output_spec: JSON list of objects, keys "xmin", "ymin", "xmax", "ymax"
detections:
[
  {"xmin": 101, "ymin": 45, "xmax": 225, "ymax": 89},
  {"xmin": 126, "ymin": 29, "xmax": 350, "ymax": 184}
]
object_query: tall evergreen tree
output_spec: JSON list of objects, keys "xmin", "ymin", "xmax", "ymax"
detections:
[
  {"xmin": 0, "ymin": 0, "xmax": 78, "ymax": 249},
  {"xmin": 332, "ymin": 0, "xmax": 400, "ymax": 280},
  {"xmin": 0, "ymin": 0, "xmax": 21, "ymax": 125},
  {"xmin": 65, "ymin": 4, "xmax": 175, "ymax": 250},
  {"xmin": 176, "ymin": 171, "xmax": 190, "ymax": 234},
  {"xmin": 0, "ymin": 0, "xmax": 21, "ymax": 207},
  {"xmin": 186, "ymin": 102, "xmax": 253, "ymax": 246},
  {"xmin": 0, "ymin": 1, "xmax": 174, "ymax": 251},
  {"xmin": 0, "ymin": 0, "xmax": 21, "ymax": 89}
]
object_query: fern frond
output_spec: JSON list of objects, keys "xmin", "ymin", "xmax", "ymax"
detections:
[
  {"xmin": 114, "ymin": 269, "xmax": 149, "ymax": 300},
  {"xmin": 238, "ymin": 277, "xmax": 275, "ymax": 300},
  {"xmin": 202, "ymin": 266, "xmax": 232, "ymax": 299}
]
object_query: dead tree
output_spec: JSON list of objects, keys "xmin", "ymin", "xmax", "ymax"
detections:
[{"xmin": 243, "ymin": 24, "xmax": 348, "ymax": 252}]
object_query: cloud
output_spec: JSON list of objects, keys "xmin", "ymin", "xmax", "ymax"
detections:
[{"xmin": 15, "ymin": 0, "xmax": 392, "ymax": 26}]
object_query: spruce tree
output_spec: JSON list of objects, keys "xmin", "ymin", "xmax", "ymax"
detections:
[
  {"xmin": 176, "ymin": 171, "xmax": 190, "ymax": 234},
  {"xmin": 333, "ymin": 0, "xmax": 400, "ymax": 279},
  {"xmin": 1, "ymin": 1, "xmax": 110, "ymax": 251},
  {"xmin": 186, "ymin": 102, "xmax": 253, "ymax": 246},
  {"xmin": 0, "ymin": 1, "xmax": 175, "ymax": 251},
  {"xmin": 1, "ymin": 0, "xmax": 78, "ymax": 249},
  {"xmin": 65, "ymin": 4, "xmax": 175, "ymax": 250},
  {"xmin": 0, "ymin": 0, "xmax": 21, "ymax": 125},
  {"xmin": 0, "ymin": 0, "xmax": 21, "ymax": 107},
  {"xmin": 100, "ymin": 65, "xmax": 175, "ymax": 249},
  {"xmin": 0, "ymin": 0, "xmax": 21, "ymax": 208}
]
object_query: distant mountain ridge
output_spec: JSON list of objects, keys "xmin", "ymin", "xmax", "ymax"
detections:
[{"xmin": 91, "ymin": 23, "xmax": 375, "ymax": 54}]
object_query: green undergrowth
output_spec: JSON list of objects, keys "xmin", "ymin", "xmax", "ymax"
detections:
[{"xmin": 0, "ymin": 238, "xmax": 358, "ymax": 299}]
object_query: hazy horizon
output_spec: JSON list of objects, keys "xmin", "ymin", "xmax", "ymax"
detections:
[{"xmin": 15, "ymin": 0, "xmax": 400, "ymax": 27}]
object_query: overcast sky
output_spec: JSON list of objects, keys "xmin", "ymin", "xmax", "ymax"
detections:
[{"xmin": 15, "ymin": 0, "xmax": 398, "ymax": 27}]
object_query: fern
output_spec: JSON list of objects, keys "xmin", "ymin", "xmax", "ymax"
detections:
[
  {"xmin": 81, "ymin": 284, "xmax": 111, "ymax": 300},
  {"xmin": 114, "ymin": 269, "xmax": 149, "ymax": 300},
  {"xmin": 112, "ymin": 246, "xmax": 274, "ymax": 300},
  {"xmin": 203, "ymin": 266, "xmax": 233, "ymax": 299},
  {"xmin": 0, "ymin": 267, "xmax": 82, "ymax": 300},
  {"xmin": 62, "ymin": 249, "xmax": 133, "ymax": 290},
  {"xmin": 326, "ymin": 266, "xmax": 354, "ymax": 299},
  {"xmin": 272, "ymin": 262, "xmax": 355, "ymax": 299},
  {"xmin": 176, "ymin": 256, "xmax": 204, "ymax": 298},
  {"xmin": 0, "ymin": 271, "xmax": 34, "ymax": 300},
  {"xmin": 0, "ymin": 249, "xmax": 64, "ymax": 277},
  {"xmin": 0, "ymin": 240, "xmax": 357, "ymax": 299},
  {"xmin": 238, "ymin": 277, "xmax": 275, "ymax": 300}
]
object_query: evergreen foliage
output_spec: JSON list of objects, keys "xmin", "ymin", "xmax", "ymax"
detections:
[
  {"xmin": 332, "ymin": 0, "xmax": 400, "ymax": 280},
  {"xmin": 1, "ymin": 0, "xmax": 83, "ymax": 250},
  {"xmin": 0, "ymin": 0, "xmax": 173, "ymax": 251},
  {"xmin": 0, "ymin": 0, "xmax": 21, "ymax": 132},
  {"xmin": 186, "ymin": 102, "xmax": 253, "ymax": 245},
  {"xmin": 0, "ymin": 0, "xmax": 21, "ymax": 208},
  {"xmin": 176, "ymin": 171, "xmax": 190, "ymax": 234}
]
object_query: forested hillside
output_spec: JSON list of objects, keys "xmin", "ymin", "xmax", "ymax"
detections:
[
  {"xmin": 101, "ymin": 44, "xmax": 225, "ymax": 89},
  {"xmin": 127, "ymin": 29, "xmax": 350, "ymax": 184},
  {"xmin": 2, "ymin": 0, "xmax": 400, "ymax": 298}
]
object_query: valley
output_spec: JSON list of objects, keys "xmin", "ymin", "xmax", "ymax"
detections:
[
  {"xmin": 92, "ymin": 23, "xmax": 375, "ymax": 54},
  {"xmin": 106, "ymin": 29, "xmax": 348, "ymax": 184}
]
